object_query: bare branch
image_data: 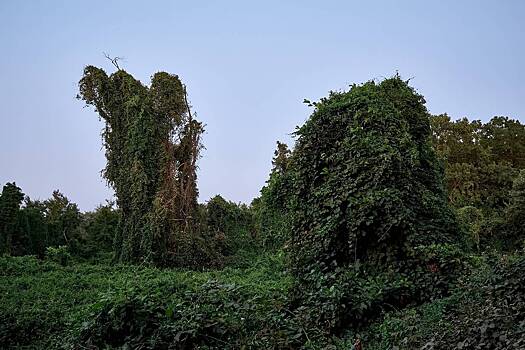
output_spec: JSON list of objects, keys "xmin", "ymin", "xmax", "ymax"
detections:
[{"xmin": 102, "ymin": 52, "xmax": 123, "ymax": 70}]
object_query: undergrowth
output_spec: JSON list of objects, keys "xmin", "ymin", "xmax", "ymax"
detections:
[{"xmin": 2, "ymin": 251, "xmax": 525, "ymax": 349}]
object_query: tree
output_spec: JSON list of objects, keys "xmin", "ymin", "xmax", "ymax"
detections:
[
  {"xmin": 79, "ymin": 202, "xmax": 120, "ymax": 259},
  {"xmin": 430, "ymin": 115, "xmax": 525, "ymax": 250},
  {"xmin": 256, "ymin": 141, "xmax": 293, "ymax": 249},
  {"xmin": 19, "ymin": 198, "xmax": 48, "ymax": 257},
  {"xmin": 480, "ymin": 116, "xmax": 525, "ymax": 168},
  {"xmin": 271, "ymin": 141, "xmax": 291, "ymax": 174},
  {"xmin": 0, "ymin": 182, "xmax": 25, "ymax": 255},
  {"xmin": 290, "ymin": 77, "xmax": 460, "ymax": 272},
  {"xmin": 78, "ymin": 66, "xmax": 204, "ymax": 265},
  {"xmin": 205, "ymin": 195, "xmax": 255, "ymax": 255},
  {"xmin": 504, "ymin": 170, "xmax": 525, "ymax": 248},
  {"xmin": 430, "ymin": 115, "xmax": 525, "ymax": 210},
  {"xmin": 44, "ymin": 190, "xmax": 82, "ymax": 249},
  {"xmin": 287, "ymin": 77, "xmax": 462, "ymax": 331}
]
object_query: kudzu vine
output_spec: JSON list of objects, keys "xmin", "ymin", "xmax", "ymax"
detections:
[{"xmin": 78, "ymin": 66, "xmax": 204, "ymax": 265}]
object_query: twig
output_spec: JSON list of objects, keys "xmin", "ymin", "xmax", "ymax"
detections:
[{"xmin": 102, "ymin": 52, "xmax": 123, "ymax": 70}]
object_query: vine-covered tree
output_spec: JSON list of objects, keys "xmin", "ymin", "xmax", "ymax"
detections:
[
  {"xmin": 78, "ymin": 66, "xmax": 204, "ymax": 265},
  {"xmin": 0, "ymin": 182, "xmax": 25, "ymax": 255},
  {"xmin": 287, "ymin": 77, "xmax": 462, "ymax": 331},
  {"xmin": 255, "ymin": 141, "xmax": 293, "ymax": 249},
  {"xmin": 205, "ymin": 195, "xmax": 256, "ymax": 255},
  {"xmin": 290, "ymin": 77, "xmax": 460, "ymax": 271}
]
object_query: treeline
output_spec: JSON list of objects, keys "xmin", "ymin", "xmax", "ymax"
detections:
[
  {"xmin": 0, "ymin": 182, "xmax": 261, "ymax": 265},
  {"xmin": 0, "ymin": 185, "xmax": 117, "ymax": 260},
  {"xmin": 431, "ymin": 115, "xmax": 525, "ymax": 250}
]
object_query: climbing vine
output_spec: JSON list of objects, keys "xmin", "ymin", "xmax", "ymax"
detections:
[
  {"xmin": 287, "ymin": 76, "xmax": 463, "ymax": 331},
  {"xmin": 78, "ymin": 66, "xmax": 204, "ymax": 265}
]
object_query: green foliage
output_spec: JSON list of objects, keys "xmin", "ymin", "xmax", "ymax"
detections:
[
  {"xmin": 44, "ymin": 190, "xmax": 82, "ymax": 251},
  {"xmin": 1, "ymin": 248, "xmax": 523, "ymax": 348},
  {"xmin": 286, "ymin": 76, "xmax": 462, "ymax": 332},
  {"xmin": 456, "ymin": 206, "xmax": 484, "ymax": 250},
  {"xmin": 255, "ymin": 141, "xmax": 293, "ymax": 249},
  {"xmin": 502, "ymin": 170, "xmax": 525, "ymax": 249},
  {"xmin": 18, "ymin": 198, "xmax": 49, "ymax": 257},
  {"xmin": 205, "ymin": 195, "xmax": 256, "ymax": 256},
  {"xmin": 290, "ymin": 76, "xmax": 459, "ymax": 271},
  {"xmin": 0, "ymin": 182, "xmax": 25, "ymax": 255},
  {"xmin": 0, "ymin": 254, "xmax": 318, "ymax": 349},
  {"xmin": 430, "ymin": 115, "xmax": 525, "ymax": 250},
  {"xmin": 363, "ymin": 254, "xmax": 525, "ymax": 349},
  {"xmin": 0, "ymin": 183, "xmax": 123, "ymax": 262},
  {"xmin": 45, "ymin": 245, "xmax": 71, "ymax": 266},
  {"xmin": 77, "ymin": 202, "xmax": 120, "ymax": 260},
  {"xmin": 4, "ymin": 69, "xmax": 525, "ymax": 349},
  {"xmin": 78, "ymin": 66, "xmax": 205, "ymax": 266}
]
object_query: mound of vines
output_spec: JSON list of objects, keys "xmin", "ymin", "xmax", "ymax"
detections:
[{"xmin": 288, "ymin": 76, "xmax": 463, "ymax": 332}]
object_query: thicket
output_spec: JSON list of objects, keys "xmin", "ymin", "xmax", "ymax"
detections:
[
  {"xmin": 362, "ymin": 253, "xmax": 525, "ymax": 349},
  {"xmin": 2, "ymin": 249, "xmax": 523, "ymax": 348},
  {"xmin": 0, "ymin": 254, "xmax": 300, "ymax": 349}
]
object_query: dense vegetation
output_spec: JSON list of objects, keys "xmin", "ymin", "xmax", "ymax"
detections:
[
  {"xmin": 1, "ymin": 73, "xmax": 524, "ymax": 349},
  {"xmin": 77, "ymin": 66, "xmax": 208, "ymax": 266}
]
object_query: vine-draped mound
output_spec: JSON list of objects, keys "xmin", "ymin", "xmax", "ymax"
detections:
[
  {"xmin": 288, "ymin": 76, "xmax": 463, "ymax": 331},
  {"xmin": 290, "ymin": 76, "xmax": 460, "ymax": 270}
]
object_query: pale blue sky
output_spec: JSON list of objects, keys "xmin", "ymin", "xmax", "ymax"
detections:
[{"xmin": 1, "ymin": 1, "xmax": 524, "ymax": 210}]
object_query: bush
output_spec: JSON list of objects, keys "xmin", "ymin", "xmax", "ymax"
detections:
[{"xmin": 45, "ymin": 245, "xmax": 71, "ymax": 266}]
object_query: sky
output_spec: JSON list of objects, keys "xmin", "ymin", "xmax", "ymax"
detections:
[{"xmin": 1, "ymin": 0, "xmax": 524, "ymax": 211}]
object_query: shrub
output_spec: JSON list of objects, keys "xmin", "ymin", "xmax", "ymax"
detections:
[{"xmin": 45, "ymin": 245, "xmax": 71, "ymax": 266}]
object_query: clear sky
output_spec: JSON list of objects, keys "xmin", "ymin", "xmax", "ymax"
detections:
[{"xmin": 1, "ymin": 0, "xmax": 524, "ymax": 210}]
